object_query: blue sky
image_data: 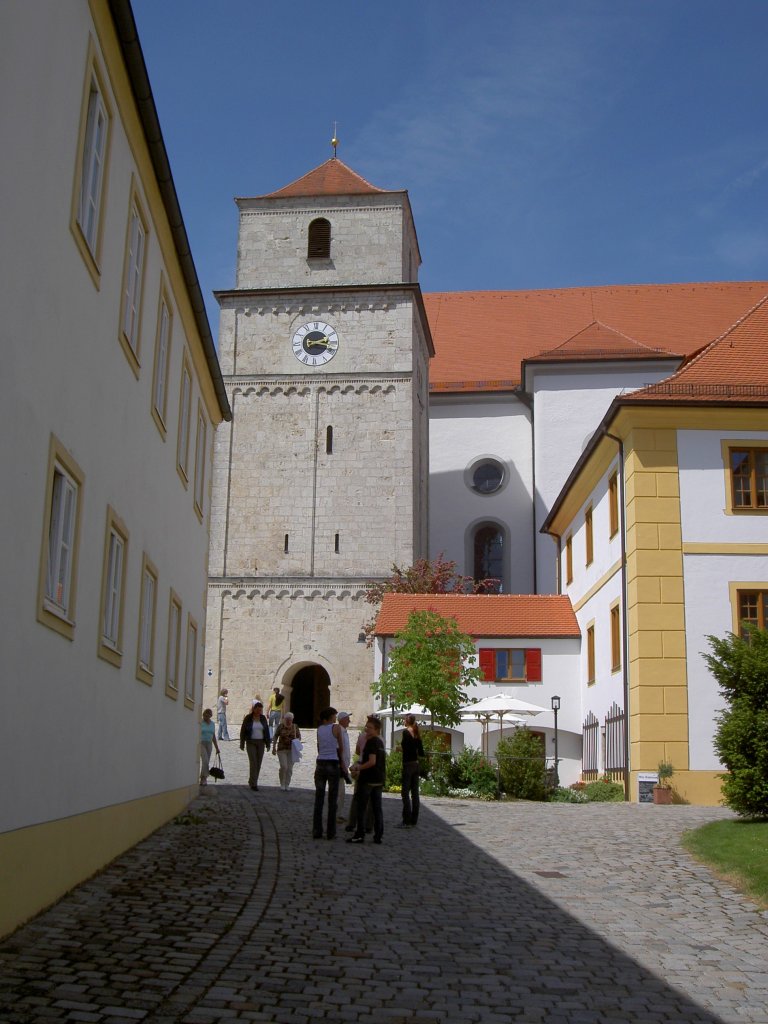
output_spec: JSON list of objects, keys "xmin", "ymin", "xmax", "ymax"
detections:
[{"xmin": 132, "ymin": 0, "xmax": 768, "ymax": 329}]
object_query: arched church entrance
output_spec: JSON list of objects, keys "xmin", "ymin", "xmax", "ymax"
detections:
[{"xmin": 289, "ymin": 665, "xmax": 331, "ymax": 728}]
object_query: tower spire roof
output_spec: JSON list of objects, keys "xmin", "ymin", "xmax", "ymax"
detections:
[{"xmin": 256, "ymin": 158, "xmax": 393, "ymax": 199}]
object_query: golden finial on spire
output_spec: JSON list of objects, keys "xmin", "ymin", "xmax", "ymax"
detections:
[{"xmin": 331, "ymin": 122, "xmax": 339, "ymax": 158}]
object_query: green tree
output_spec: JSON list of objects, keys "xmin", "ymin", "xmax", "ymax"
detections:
[
  {"xmin": 496, "ymin": 729, "xmax": 547, "ymax": 801},
  {"xmin": 372, "ymin": 609, "xmax": 482, "ymax": 727},
  {"xmin": 704, "ymin": 627, "xmax": 768, "ymax": 818}
]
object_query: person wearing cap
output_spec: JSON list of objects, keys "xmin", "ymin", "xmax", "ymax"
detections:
[
  {"xmin": 239, "ymin": 700, "xmax": 271, "ymax": 791},
  {"xmin": 336, "ymin": 711, "xmax": 352, "ymax": 822}
]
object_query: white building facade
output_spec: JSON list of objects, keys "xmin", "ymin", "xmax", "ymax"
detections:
[{"xmin": 0, "ymin": 0, "xmax": 229, "ymax": 937}]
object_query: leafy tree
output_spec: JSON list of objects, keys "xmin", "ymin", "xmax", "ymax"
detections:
[
  {"xmin": 372, "ymin": 609, "xmax": 482, "ymax": 728},
  {"xmin": 362, "ymin": 554, "xmax": 497, "ymax": 641},
  {"xmin": 496, "ymin": 729, "xmax": 547, "ymax": 801},
  {"xmin": 704, "ymin": 628, "xmax": 768, "ymax": 818}
]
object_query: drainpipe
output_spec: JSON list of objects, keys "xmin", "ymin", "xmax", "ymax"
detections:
[{"xmin": 605, "ymin": 432, "xmax": 630, "ymax": 802}]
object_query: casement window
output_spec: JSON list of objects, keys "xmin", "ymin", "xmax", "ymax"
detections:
[
  {"xmin": 77, "ymin": 84, "xmax": 108, "ymax": 256},
  {"xmin": 608, "ymin": 472, "xmax": 619, "ymax": 538},
  {"xmin": 99, "ymin": 507, "xmax": 129, "ymax": 666},
  {"xmin": 586, "ymin": 624, "xmax": 596, "ymax": 684},
  {"xmin": 177, "ymin": 359, "xmax": 192, "ymax": 483},
  {"xmin": 119, "ymin": 190, "xmax": 148, "ymax": 371},
  {"xmin": 737, "ymin": 590, "xmax": 768, "ymax": 636},
  {"xmin": 478, "ymin": 648, "xmax": 542, "ymax": 683},
  {"xmin": 730, "ymin": 448, "xmax": 768, "ymax": 510},
  {"xmin": 565, "ymin": 534, "xmax": 573, "ymax": 586},
  {"xmin": 166, "ymin": 591, "xmax": 182, "ymax": 698},
  {"xmin": 184, "ymin": 615, "xmax": 198, "ymax": 708},
  {"xmin": 307, "ymin": 217, "xmax": 331, "ymax": 259},
  {"xmin": 151, "ymin": 292, "xmax": 172, "ymax": 433},
  {"xmin": 610, "ymin": 604, "xmax": 621, "ymax": 671},
  {"xmin": 71, "ymin": 50, "xmax": 111, "ymax": 282},
  {"xmin": 585, "ymin": 506, "xmax": 593, "ymax": 566},
  {"xmin": 193, "ymin": 404, "xmax": 207, "ymax": 519},
  {"xmin": 136, "ymin": 556, "xmax": 158, "ymax": 684},
  {"xmin": 38, "ymin": 438, "xmax": 85, "ymax": 639}
]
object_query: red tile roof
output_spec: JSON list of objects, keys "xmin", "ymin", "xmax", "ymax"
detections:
[
  {"xmin": 425, "ymin": 283, "xmax": 768, "ymax": 392},
  {"xmin": 258, "ymin": 158, "xmax": 392, "ymax": 198},
  {"xmin": 625, "ymin": 292, "xmax": 768, "ymax": 404},
  {"xmin": 374, "ymin": 594, "xmax": 580, "ymax": 638},
  {"xmin": 530, "ymin": 320, "xmax": 672, "ymax": 362}
]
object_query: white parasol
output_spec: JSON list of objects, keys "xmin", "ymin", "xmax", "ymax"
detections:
[{"xmin": 459, "ymin": 692, "xmax": 546, "ymax": 754}]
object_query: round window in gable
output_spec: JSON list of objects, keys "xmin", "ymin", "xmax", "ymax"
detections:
[{"xmin": 469, "ymin": 459, "xmax": 505, "ymax": 495}]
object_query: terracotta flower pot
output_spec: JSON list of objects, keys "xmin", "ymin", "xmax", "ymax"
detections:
[{"xmin": 653, "ymin": 785, "xmax": 673, "ymax": 805}]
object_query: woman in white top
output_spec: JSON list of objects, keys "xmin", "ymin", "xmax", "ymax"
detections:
[
  {"xmin": 239, "ymin": 700, "xmax": 271, "ymax": 791},
  {"xmin": 313, "ymin": 707, "xmax": 346, "ymax": 840}
]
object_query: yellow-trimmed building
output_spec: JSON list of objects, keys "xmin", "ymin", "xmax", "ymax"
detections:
[
  {"xmin": 0, "ymin": 0, "xmax": 230, "ymax": 937},
  {"xmin": 542, "ymin": 297, "xmax": 768, "ymax": 804}
]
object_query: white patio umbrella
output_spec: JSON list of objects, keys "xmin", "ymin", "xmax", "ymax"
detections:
[
  {"xmin": 375, "ymin": 704, "xmax": 433, "ymax": 720},
  {"xmin": 459, "ymin": 693, "xmax": 546, "ymax": 754}
]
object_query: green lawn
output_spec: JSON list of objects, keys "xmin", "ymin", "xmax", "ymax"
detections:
[{"xmin": 682, "ymin": 819, "xmax": 768, "ymax": 908}]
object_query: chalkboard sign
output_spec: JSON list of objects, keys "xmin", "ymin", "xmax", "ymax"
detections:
[{"xmin": 638, "ymin": 772, "xmax": 658, "ymax": 804}]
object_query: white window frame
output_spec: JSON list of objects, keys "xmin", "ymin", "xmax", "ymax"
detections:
[
  {"xmin": 193, "ymin": 403, "xmax": 207, "ymax": 519},
  {"xmin": 184, "ymin": 614, "xmax": 198, "ymax": 709},
  {"xmin": 151, "ymin": 288, "xmax": 172, "ymax": 434},
  {"xmin": 177, "ymin": 357, "xmax": 193, "ymax": 484},
  {"xmin": 98, "ymin": 507, "xmax": 129, "ymax": 666},
  {"xmin": 77, "ymin": 84, "xmax": 108, "ymax": 256},
  {"xmin": 38, "ymin": 437, "xmax": 84, "ymax": 640},
  {"xmin": 136, "ymin": 555, "xmax": 158, "ymax": 685},
  {"xmin": 70, "ymin": 45, "xmax": 112, "ymax": 285},
  {"xmin": 166, "ymin": 590, "xmax": 182, "ymax": 699}
]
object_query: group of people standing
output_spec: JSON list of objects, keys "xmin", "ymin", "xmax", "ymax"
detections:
[{"xmin": 200, "ymin": 693, "xmax": 426, "ymax": 845}]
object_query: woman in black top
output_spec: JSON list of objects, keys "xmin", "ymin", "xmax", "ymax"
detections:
[{"xmin": 399, "ymin": 713, "xmax": 425, "ymax": 828}]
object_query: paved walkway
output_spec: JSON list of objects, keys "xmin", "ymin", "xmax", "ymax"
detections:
[{"xmin": 1, "ymin": 736, "xmax": 767, "ymax": 1024}]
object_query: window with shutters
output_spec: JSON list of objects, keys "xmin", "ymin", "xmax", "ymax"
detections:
[
  {"xmin": 586, "ymin": 623, "xmax": 596, "ymax": 684},
  {"xmin": 184, "ymin": 615, "xmax": 198, "ymax": 709},
  {"xmin": 177, "ymin": 356, "xmax": 193, "ymax": 485},
  {"xmin": 565, "ymin": 534, "xmax": 573, "ymax": 585},
  {"xmin": 193, "ymin": 403, "xmax": 208, "ymax": 520},
  {"xmin": 610, "ymin": 603, "xmax": 621, "ymax": 672},
  {"xmin": 585, "ymin": 506, "xmax": 593, "ymax": 566},
  {"xmin": 307, "ymin": 218, "xmax": 331, "ymax": 259},
  {"xmin": 478, "ymin": 648, "xmax": 542, "ymax": 683},
  {"xmin": 608, "ymin": 471, "xmax": 619, "ymax": 538}
]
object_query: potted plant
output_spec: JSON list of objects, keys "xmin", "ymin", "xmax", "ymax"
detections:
[{"xmin": 653, "ymin": 760, "xmax": 674, "ymax": 804}]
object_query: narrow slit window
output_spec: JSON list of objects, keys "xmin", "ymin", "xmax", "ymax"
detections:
[
  {"xmin": 284, "ymin": 534, "xmax": 289, "ymax": 553},
  {"xmin": 334, "ymin": 533, "xmax": 340, "ymax": 553},
  {"xmin": 326, "ymin": 425, "xmax": 333, "ymax": 454}
]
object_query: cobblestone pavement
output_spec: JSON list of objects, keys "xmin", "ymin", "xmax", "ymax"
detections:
[{"xmin": 1, "ymin": 735, "xmax": 767, "ymax": 1024}]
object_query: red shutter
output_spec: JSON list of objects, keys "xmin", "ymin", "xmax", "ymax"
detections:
[
  {"xmin": 479, "ymin": 648, "xmax": 496, "ymax": 681},
  {"xmin": 525, "ymin": 648, "xmax": 542, "ymax": 682}
]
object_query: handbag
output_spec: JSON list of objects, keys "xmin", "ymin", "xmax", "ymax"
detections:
[
  {"xmin": 209, "ymin": 753, "xmax": 225, "ymax": 780},
  {"xmin": 291, "ymin": 738, "xmax": 304, "ymax": 764}
]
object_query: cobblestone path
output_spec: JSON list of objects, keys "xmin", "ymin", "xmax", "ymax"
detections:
[{"xmin": 1, "ymin": 738, "xmax": 766, "ymax": 1023}]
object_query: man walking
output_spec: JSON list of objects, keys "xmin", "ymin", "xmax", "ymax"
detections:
[{"xmin": 216, "ymin": 688, "xmax": 230, "ymax": 741}]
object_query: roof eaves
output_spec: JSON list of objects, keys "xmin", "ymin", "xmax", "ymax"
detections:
[{"xmin": 107, "ymin": 0, "xmax": 231, "ymax": 421}]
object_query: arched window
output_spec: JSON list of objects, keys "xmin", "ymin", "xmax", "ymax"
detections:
[
  {"xmin": 307, "ymin": 218, "xmax": 331, "ymax": 259},
  {"xmin": 473, "ymin": 523, "xmax": 504, "ymax": 592}
]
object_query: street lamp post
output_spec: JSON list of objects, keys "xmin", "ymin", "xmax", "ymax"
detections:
[{"xmin": 551, "ymin": 695, "xmax": 561, "ymax": 787}]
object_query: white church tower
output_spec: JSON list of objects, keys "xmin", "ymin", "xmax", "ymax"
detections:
[{"xmin": 204, "ymin": 157, "xmax": 432, "ymax": 726}]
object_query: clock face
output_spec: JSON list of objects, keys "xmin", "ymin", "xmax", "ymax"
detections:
[{"xmin": 291, "ymin": 321, "xmax": 339, "ymax": 366}]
